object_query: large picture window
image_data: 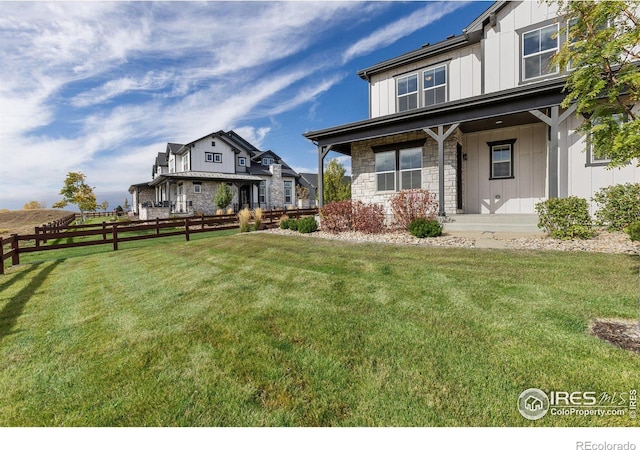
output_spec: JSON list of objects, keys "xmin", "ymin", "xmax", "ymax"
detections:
[
  {"xmin": 488, "ymin": 139, "xmax": 516, "ymax": 180},
  {"xmin": 375, "ymin": 146, "xmax": 423, "ymax": 191},
  {"xmin": 522, "ymin": 23, "xmax": 559, "ymax": 81},
  {"xmin": 375, "ymin": 151, "xmax": 396, "ymax": 191}
]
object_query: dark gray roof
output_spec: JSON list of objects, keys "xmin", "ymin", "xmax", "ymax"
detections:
[
  {"xmin": 166, "ymin": 143, "xmax": 183, "ymax": 154},
  {"xmin": 299, "ymin": 173, "xmax": 318, "ymax": 189},
  {"xmin": 128, "ymin": 181, "xmax": 152, "ymax": 193},
  {"xmin": 149, "ymin": 171, "xmax": 264, "ymax": 186},
  {"xmin": 357, "ymin": 2, "xmax": 501, "ymax": 80}
]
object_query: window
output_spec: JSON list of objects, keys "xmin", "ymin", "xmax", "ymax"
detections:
[
  {"xmin": 193, "ymin": 183, "xmax": 202, "ymax": 194},
  {"xmin": 586, "ymin": 114, "xmax": 626, "ymax": 166},
  {"xmin": 205, "ymin": 152, "xmax": 214, "ymax": 162},
  {"xmin": 522, "ymin": 23, "xmax": 559, "ymax": 81},
  {"xmin": 397, "ymin": 74, "xmax": 418, "ymax": 112},
  {"xmin": 423, "ymin": 66, "xmax": 447, "ymax": 107},
  {"xmin": 205, "ymin": 152, "xmax": 222, "ymax": 163},
  {"xmin": 375, "ymin": 151, "xmax": 397, "ymax": 191},
  {"xmin": 182, "ymin": 153, "xmax": 190, "ymax": 172},
  {"xmin": 259, "ymin": 180, "xmax": 266, "ymax": 204},
  {"xmin": 488, "ymin": 140, "xmax": 516, "ymax": 179},
  {"xmin": 238, "ymin": 157, "xmax": 246, "ymax": 167},
  {"xmin": 399, "ymin": 148, "xmax": 422, "ymax": 189},
  {"xmin": 262, "ymin": 157, "xmax": 274, "ymax": 166},
  {"xmin": 284, "ymin": 181, "xmax": 293, "ymax": 203}
]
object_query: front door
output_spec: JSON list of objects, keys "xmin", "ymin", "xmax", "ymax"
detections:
[
  {"xmin": 239, "ymin": 185, "xmax": 250, "ymax": 209},
  {"xmin": 456, "ymin": 143, "xmax": 463, "ymax": 211}
]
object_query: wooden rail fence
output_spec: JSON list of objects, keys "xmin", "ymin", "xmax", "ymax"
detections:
[{"xmin": 1, "ymin": 208, "xmax": 317, "ymax": 274}]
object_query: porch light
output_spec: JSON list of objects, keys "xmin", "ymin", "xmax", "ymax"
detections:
[{"xmin": 496, "ymin": 120, "xmax": 503, "ymax": 124}]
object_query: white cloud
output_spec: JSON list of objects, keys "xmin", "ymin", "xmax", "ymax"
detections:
[{"xmin": 342, "ymin": 2, "xmax": 468, "ymax": 63}]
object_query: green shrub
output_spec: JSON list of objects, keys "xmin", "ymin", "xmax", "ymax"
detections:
[
  {"xmin": 297, "ymin": 217, "xmax": 318, "ymax": 234},
  {"xmin": 535, "ymin": 197, "xmax": 596, "ymax": 240},
  {"xmin": 625, "ymin": 221, "xmax": 640, "ymax": 241},
  {"xmin": 592, "ymin": 183, "xmax": 640, "ymax": 231},
  {"xmin": 408, "ymin": 218, "xmax": 442, "ymax": 238},
  {"xmin": 289, "ymin": 219, "xmax": 299, "ymax": 231}
]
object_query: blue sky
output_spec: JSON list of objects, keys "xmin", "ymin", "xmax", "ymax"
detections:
[{"xmin": 0, "ymin": 1, "xmax": 491, "ymax": 211}]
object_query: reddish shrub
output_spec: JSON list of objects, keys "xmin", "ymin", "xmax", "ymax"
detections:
[
  {"xmin": 352, "ymin": 201, "xmax": 386, "ymax": 234},
  {"xmin": 390, "ymin": 189, "xmax": 438, "ymax": 230},
  {"xmin": 320, "ymin": 200, "xmax": 353, "ymax": 233}
]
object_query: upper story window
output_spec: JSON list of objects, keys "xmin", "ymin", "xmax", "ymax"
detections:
[
  {"xmin": 206, "ymin": 152, "xmax": 222, "ymax": 163},
  {"xmin": 396, "ymin": 64, "xmax": 447, "ymax": 112},
  {"xmin": 522, "ymin": 23, "xmax": 559, "ymax": 81},
  {"xmin": 397, "ymin": 74, "xmax": 418, "ymax": 112},
  {"xmin": 262, "ymin": 157, "xmax": 274, "ymax": 166},
  {"xmin": 238, "ymin": 157, "xmax": 246, "ymax": 167},
  {"xmin": 423, "ymin": 66, "xmax": 447, "ymax": 107},
  {"xmin": 182, "ymin": 153, "xmax": 190, "ymax": 172}
]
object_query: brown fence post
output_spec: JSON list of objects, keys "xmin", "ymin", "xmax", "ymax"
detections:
[
  {"xmin": 201, "ymin": 213, "xmax": 205, "ymax": 230},
  {"xmin": 35, "ymin": 227, "xmax": 41, "ymax": 248},
  {"xmin": 0, "ymin": 238, "xmax": 5, "ymax": 275},
  {"xmin": 11, "ymin": 234, "xmax": 19, "ymax": 266},
  {"xmin": 156, "ymin": 217, "xmax": 160, "ymax": 235},
  {"xmin": 102, "ymin": 222, "xmax": 107, "ymax": 241},
  {"xmin": 112, "ymin": 224, "xmax": 118, "ymax": 251},
  {"xmin": 185, "ymin": 218, "xmax": 190, "ymax": 242}
]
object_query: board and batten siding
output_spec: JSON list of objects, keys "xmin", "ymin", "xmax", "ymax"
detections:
[
  {"xmin": 368, "ymin": 43, "xmax": 482, "ymax": 118},
  {"xmin": 189, "ymin": 137, "xmax": 236, "ymax": 173},
  {"xmin": 565, "ymin": 114, "xmax": 640, "ymax": 212},
  {"xmin": 483, "ymin": 1, "xmax": 560, "ymax": 94},
  {"xmin": 463, "ymin": 123, "xmax": 547, "ymax": 214}
]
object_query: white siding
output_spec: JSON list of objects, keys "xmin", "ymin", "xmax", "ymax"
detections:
[
  {"xmin": 369, "ymin": 43, "xmax": 481, "ymax": 118},
  {"xmin": 565, "ymin": 114, "xmax": 640, "ymax": 212},
  {"xmin": 483, "ymin": 1, "xmax": 560, "ymax": 93},
  {"xmin": 189, "ymin": 137, "xmax": 236, "ymax": 173},
  {"xmin": 463, "ymin": 123, "xmax": 547, "ymax": 214}
]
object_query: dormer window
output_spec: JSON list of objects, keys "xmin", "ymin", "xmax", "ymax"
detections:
[{"xmin": 262, "ymin": 157, "xmax": 274, "ymax": 166}]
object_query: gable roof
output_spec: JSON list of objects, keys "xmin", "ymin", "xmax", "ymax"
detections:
[{"xmin": 357, "ymin": 1, "xmax": 502, "ymax": 80}]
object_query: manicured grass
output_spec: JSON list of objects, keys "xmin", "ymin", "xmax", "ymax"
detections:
[{"xmin": 0, "ymin": 232, "xmax": 638, "ymax": 426}]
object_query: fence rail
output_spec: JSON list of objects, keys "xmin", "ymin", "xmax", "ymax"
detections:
[{"xmin": 1, "ymin": 208, "xmax": 318, "ymax": 274}]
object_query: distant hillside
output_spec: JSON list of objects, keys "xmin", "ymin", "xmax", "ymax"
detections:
[{"xmin": 0, "ymin": 209, "xmax": 74, "ymax": 236}]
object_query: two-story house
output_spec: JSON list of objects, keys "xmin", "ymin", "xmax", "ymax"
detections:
[
  {"xmin": 129, "ymin": 130, "xmax": 299, "ymax": 219},
  {"xmin": 304, "ymin": 1, "xmax": 640, "ymax": 217}
]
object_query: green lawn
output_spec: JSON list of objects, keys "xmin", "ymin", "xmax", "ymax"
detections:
[{"xmin": 0, "ymin": 232, "xmax": 638, "ymax": 426}]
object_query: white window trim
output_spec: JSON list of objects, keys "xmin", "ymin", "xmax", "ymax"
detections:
[
  {"xmin": 193, "ymin": 183, "xmax": 202, "ymax": 194},
  {"xmin": 396, "ymin": 64, "xmax": 448, "ymax": 113},
  {"xmin": 522, "ymin": 23, "xmax": 559, "ymax": 82},
  {"xmin": 399, "ymin": 148, "xmax": 423, "ymax": 190},
  {"xmin": 284, "ymin": 180, "xmax": 293, "ymax": 204},
  {"xmin": 262, "ymin": 157, "xmax": 274, "ymax": 166},
  {"xmin": 205, "ymin": 152, "xmax": 214, "ymax": 163},
  {"xmin": 238, "ymin": 157, "xmax": 246, "ymax": 167}
]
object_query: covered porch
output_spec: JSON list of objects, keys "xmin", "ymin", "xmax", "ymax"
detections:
[{"xmin": 305, "ymin": 79, "xmax": 577, "ymax": 216}]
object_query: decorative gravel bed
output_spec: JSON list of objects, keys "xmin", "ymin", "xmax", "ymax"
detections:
[{"xmin": 263, "ymin": 228, "xmax": 640, "ymax": 254}]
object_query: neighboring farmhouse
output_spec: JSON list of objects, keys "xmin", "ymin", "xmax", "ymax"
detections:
[
  {"xmin": 129, "ymin": 130, "xmax": 306, "ymax": 219},
  {"xmin": 305, "ymin": 1, "xmax": 640, "ymax": 216}
]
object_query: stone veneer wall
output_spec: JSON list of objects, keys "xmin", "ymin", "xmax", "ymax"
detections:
[
  {"xmin": 351, "ymin": 131, "xmax": 459, "ymax": 219},
  {"xmin": 269, "ymin": 164, "xmax": 284, "ymax": 208}
]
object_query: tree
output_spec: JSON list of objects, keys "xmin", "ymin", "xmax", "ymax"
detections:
[
  {"xmin": 323, "ymin": 158, "xmax": 351, "ymax": 204},
  {"xmin": 100, "ymin": 200, "xmax": 109, "ymax": 213},
  {"xmin": 552, "ymin": 0, "xmax": 640, "ymax": 166},
  {"xmin": 52, "ymin": 172, "xmax": 97, "ymax": 222},
  {"xmin": 214, "ymin": 183, "xmax": 233, "ymax": 210},
  {"xmin": 23, "ymin": 201, "xmax": 45, "ymax": 210}
]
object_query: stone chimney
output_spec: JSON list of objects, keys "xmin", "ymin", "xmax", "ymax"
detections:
[{"xmin": 269, "ymin": 164, "xmax": 283, "ymax": 208}]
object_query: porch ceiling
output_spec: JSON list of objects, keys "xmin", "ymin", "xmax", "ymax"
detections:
[{"xmin": 304, "ymin": 78, "xmax": 567, "ymax": 155}]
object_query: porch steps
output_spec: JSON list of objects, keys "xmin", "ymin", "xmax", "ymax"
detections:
[{"xmin": 443, "ymin": 214, "xmax": 541, "ymax": 233}]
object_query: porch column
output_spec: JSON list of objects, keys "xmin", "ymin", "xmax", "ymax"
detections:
[
  {"xmin": 424, "ymin": 124, "xmax": 459, "ymax": 216},
  {"xmin": 317, "ymin": 145, "xmax": 331, "ymax": 208},
  {"xmin": 529, "ymin": 104, "xmax": 576, "ymax": 199}
]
